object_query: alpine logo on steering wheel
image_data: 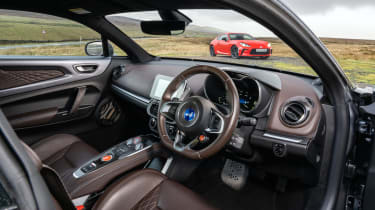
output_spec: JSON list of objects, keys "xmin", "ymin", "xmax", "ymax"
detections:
[{"xmin": 184, "ymin": 108, "xmax": 196, "ymax": 121}]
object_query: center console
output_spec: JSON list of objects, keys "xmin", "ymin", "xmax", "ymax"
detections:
[
  {"xmin": 67, "ymin": 135, "xmax": 161, "ymax": 198},
  {"xmin": 73, "ymin": 136, "xmax": 154, "ymax": 178}
]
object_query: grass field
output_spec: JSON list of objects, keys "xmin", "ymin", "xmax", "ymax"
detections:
[
  {"xmin": 134, "ymin": 36, "xmax": 375, "ymax": 85},
  {"xmin": 0, "ymin": 15, "xmax": 99, "ymax": 43},
  {"xmin": 1, "ymin": 11, "xmax": 375, "ymax": 86}
]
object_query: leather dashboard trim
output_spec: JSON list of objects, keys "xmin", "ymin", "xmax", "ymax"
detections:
[{"xmin": 266, "ymin": 73, "xmax": 321, "ymax": 138}]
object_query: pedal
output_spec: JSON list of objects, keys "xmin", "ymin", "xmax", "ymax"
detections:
[
  {"xmin": 221, "ymin": 159, "xmax": 248, "ymax": 190},
  {"xmin": 275, "ymin": 176, "xmax": 288, "ymax": 192}
]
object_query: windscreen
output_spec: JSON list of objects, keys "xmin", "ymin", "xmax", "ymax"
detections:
[
  {"xmin": 229, "ymin": 34, "xmax": 254, "ymax": 40},
  {"xmin": 107, "ymin": 8, "xmax": 375, "ymax": 87}
]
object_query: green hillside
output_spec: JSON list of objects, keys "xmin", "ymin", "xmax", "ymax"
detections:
[
  {"xmin": 0, "ymin": 15, "xmax": 100, "ymax": 43},
  {"xmin": 0, "ymin": 12, "xmax": 222, "ymax": 44}
]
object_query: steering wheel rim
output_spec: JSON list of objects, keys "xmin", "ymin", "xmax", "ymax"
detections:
[{"xmin": 157, "ymin": 65, "xmax": 240, "ymax": 159}]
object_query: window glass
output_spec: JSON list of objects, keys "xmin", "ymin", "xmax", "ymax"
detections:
[
  {"xmin": 281, "ymin": 0, "xmax": 375, "ymax": 87},
  {"xmin": 229, "ymin": 34, "xmax": 254, "ymax": 40},
  {"xmin": 106, "ymin": 10, "xmax": 316, "ymax": 76},
  {"xmin": 219, "ymin": 35, "xmax": 227, "ymax": 41},
  {"xmin": 110, "ymin": 41, "xmax": 127, "ymax": 56},
  {"xmin": 0, "ymin": 9, "xmax": 100, "ymax": 56}
]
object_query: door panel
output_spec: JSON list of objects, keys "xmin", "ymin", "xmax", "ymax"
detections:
[
  {"xmin": 0, "ymin": 56, "xmax": 114, "ymax": 144},
  {"xmin": 0, "ymin": 57, "xmax": 110, "ymax": 98},
  {"xmin": 2, "ymin": 86, "xmax": 100, "ymax": 129},
  {"xmin": 222, "ymin": 40, "xmax": 231, "ymax": 53},
  {"xmin": 7, "ymin": 107, "xmax": 58, "ymax": 129},
  {"xmin": 217, "ymin": 40, "xmax": 224, "ymax": 53}
]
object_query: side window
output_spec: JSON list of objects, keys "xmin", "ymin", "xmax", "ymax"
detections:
[
  {"xmin": 0, "ymin": 9, "xmax": 101, "ymax": 56},
  {"xmin": 219, "ymin": 35, "xmax": 227, "ymax": 41},
  {"xmin": 110, "ymin": 41, "xmax": 127, "ymax": 56}
]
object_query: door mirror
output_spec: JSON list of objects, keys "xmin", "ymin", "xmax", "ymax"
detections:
[
  {"xmin": 223, "ymin": 37, "xmax": 228, "ymax": 42},
  {"xmin": 85, "ymin": 41, "xmax": 114, "ymax": 56},
  {"xmin": 140, "ymin": 21, "xmax": 186, "ymax": 35}
]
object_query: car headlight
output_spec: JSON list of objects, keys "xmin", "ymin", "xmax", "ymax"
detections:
[
  {"xmin": 240, "ymin": 43, "xmax": 250, "ymax": 47},
  {"xmin": 267, "ymin": 43, "xmax": 271, "ymax": 48}
]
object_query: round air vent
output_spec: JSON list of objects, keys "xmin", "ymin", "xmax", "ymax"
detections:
[{"xmin": 280, "ymin": 99, "xmax": 311, "ymax": 126}]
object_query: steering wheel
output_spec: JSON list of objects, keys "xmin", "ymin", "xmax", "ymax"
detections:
[{"xmin": 157, "ymin": 65, "xmax": 240, "ymax": 159}]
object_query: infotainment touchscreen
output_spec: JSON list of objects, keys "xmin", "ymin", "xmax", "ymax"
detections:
[{"xmin": 150, "ymin": 75, "xmax": 185, "ymax": 100}]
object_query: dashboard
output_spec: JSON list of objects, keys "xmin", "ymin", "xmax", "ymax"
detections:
[{"xmin": 111, "ymin": 59, "xmax": 325, "ymax": 185}]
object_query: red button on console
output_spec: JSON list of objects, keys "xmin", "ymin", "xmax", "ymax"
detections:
[
  {"xmin": 199, "ymin": 135, "xmax": 206, "ymax": 142},
  {"xmin": 101, "ymin": 155, "xmax": 113, "ymax": 162}
]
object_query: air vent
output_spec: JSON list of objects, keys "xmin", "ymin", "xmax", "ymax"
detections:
[
  {"xmin": 150, "ymin": 103, "xmax": 159, "ymax": 117},
  {"xmin": 281, "ymin": 101, "xmax": 310, "ymax": 126}
]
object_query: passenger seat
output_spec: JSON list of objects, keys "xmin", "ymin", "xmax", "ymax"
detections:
[{"xmin": 30, "ymin": 134, "xmax": 99, "ymax": 183}]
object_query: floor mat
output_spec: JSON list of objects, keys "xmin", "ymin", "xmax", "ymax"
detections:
[
  {"xmin": 185, "ymin": 157, "xmax": 277, "ymax": 210},
  {"xmin": 185, "ymin": 156, "xmax": 309, "ymax": 210}
]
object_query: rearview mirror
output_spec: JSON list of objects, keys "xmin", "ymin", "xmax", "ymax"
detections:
[
  {"xmin": 85, "ymin": 41, "xmax": 114, "ymax": 56},
  {"xmin": 140, "ymin": 21, "xmax": 186, "ymax": 35}
]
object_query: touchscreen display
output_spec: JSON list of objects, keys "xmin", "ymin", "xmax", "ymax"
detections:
[
  {"xmin": 150, "ymin": 75, "xmax": 185, "ymax": 100},
  {"xmin": 153, "ymin": 78, "xmax": 171, "ymax": 99}
]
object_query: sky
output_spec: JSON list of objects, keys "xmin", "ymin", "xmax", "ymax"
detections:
[{"xmin": 121, "ymin": 0, "xmax": 375, "ymax": 40}]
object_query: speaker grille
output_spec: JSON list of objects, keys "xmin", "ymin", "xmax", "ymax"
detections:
[{"xmin": 96, "ymin": 98, "xmax": 121, "ymax": 126}]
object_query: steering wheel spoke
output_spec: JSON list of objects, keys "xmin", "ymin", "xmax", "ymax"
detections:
[
  {"xmin": 159, "ymin": 101, "xmax": 181, "ymax": 122},
  {"xmin": 205, "ymin": 107, "xmax": 226, "ymax": 134}
]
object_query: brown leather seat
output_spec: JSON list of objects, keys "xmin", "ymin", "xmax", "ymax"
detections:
[
  {"xmin": 23, "ymin": 136, "xmax": 215, "ymax": 210},
  {"xmin": 93, "ymin": 169, "xmax": 216, "ymax": 210},
  {"xmin": 31, "ymin": 134, "xmax": 99, "ymax": 185}
]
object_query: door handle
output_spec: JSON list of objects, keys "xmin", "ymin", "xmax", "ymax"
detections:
[
  {"xmin": 74, "ymin": 64, "xmax": 98, "ymax": 73},
  {"xmin": 70, "ymin": 86, "xmax": 86, "ymax": 114}
]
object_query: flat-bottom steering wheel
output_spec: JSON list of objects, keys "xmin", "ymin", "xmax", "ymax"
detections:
[{"xmin": 157, "ymin": 65, "xmax": 240, "ymax": 159}]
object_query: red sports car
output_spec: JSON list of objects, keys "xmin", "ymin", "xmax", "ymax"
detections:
[{"xmin": 210, "ymin": 33, "xmax": 272, "ymax": 59}]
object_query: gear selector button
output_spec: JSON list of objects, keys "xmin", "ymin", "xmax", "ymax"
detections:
[{"xmin": 101, "ymin": 154, "xmax": 113, "ymax": 162}]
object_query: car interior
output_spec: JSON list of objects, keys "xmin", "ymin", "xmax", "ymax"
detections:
[{"xmin": 0, "ymin": 0, "xmax": 358, "ymax": 210}]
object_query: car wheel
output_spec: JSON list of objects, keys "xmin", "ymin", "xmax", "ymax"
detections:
[
  {"xmin": 231, "ymin": 46, "xmax": 239, "ymax": 59},
  {"xmin": 210, "ymin": 45, "xmax": 216, "ymax": 56}
]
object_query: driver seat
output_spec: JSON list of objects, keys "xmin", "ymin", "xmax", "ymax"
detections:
[
  {"xmin": 22, "ymin": 136, "xmax": 215, "ymax": 210},
  {"xmin": 93, "ymin": 169, "xmax": 215, "ymax": 210}
]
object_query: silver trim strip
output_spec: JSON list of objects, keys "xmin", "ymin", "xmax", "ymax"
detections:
[
  {"xmin": 205, "ymin": 109, "xmax": 225, "ymax": 134},
  {"xmin": 119, "ymin": 145, "xmax": 152, "ymax": 160},
  {"xmin": 112, "ymin": 84, "xmax": 151, "ymax": 104},
  {"xmin": 161, "ymin": 156, "xmax": 173, "ymax": 174},
  {"xmin": 72, "ymin": 195, "xmax": 89, "ymax": 206},
  {"xmin": 263, "ymin": 133, "xmax": 303, "ymax": 143}
]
